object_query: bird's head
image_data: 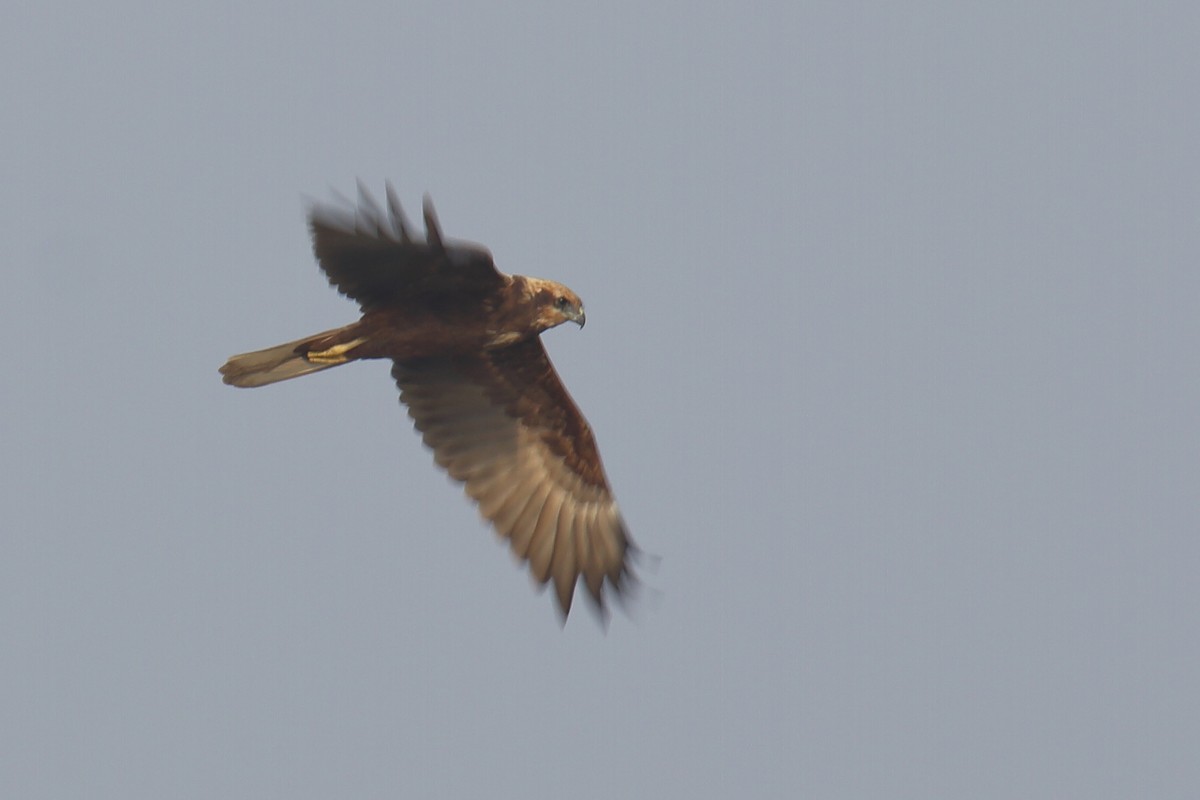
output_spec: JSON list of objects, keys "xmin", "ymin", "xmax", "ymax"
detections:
[{"xmin": 526, "ymin": 278, "xmax": 586, "ymax": 331}]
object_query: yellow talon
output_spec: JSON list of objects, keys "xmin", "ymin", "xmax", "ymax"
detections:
[{"xmin": 305, "ymin": 337, "xmax": 368, "ymax": 365}]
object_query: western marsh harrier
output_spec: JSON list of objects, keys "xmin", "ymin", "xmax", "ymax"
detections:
[{"xmin": 220, "ymin": 184, "xmax": 636, "ymax": 620}]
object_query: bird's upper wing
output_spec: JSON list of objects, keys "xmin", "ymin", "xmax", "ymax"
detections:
[
  {"xmin": 393, "ymin": 337, "xmax": 636, "ymax": 619},
  {"xmin": 309, "ymin": 183, "xmax": 505, "ymax": 310}
]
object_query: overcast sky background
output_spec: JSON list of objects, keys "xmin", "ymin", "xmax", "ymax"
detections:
[{"xmin": 3, "ymin": 2, "xmax": 1198, "ymax": 798}]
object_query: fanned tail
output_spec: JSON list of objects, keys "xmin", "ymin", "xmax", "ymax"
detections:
[{"xmin": 220, "ymin": 325, "xmax": 359, "ymax": 388}]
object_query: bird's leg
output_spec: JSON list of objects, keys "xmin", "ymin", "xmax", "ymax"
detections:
[{"xmin": 305, "ymin": 337, "xmax": 369, "ymax": 365}]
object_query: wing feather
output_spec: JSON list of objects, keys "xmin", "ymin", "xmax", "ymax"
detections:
[
  {"xmin": 576, "ymin": 503, "xmax": 604, "ymax": 605},
  {"xmin": 512, "ymin": 473, "xmax": 553, "ymax": 539},
  {"xmin": 529, "ymin": 485, "xmax": 567, "ymax": 562},
  {"xmin": 550, "ymin": 503, "xmax": 579, "ymax": 616},
  {"xmin": 504, "ymin": 478, "xmax": 550, "ymax": 564},
  {"xmin": 494, "ymin": 471, "xmax": 549, "ymax": 542},
  {"xmin": 477, "ymin": 469, "xmax": 533, "ymax": 522},
  {"xmin": 527, "ymin": 511, "xmax": 556, "ymax": 585}
]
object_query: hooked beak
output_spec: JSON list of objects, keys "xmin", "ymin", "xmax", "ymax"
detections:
[{"xmin": 566, "ymin": 305, "xmax": 586, "ymax": 328}]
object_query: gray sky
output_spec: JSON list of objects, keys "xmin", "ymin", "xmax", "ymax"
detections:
[{"xmin": 4, "ymin": 2, "xmax": 1198, "ymax": 797}]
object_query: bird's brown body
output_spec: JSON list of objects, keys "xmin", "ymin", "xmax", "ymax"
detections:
[
  {"xmin": 300, "ymin": 274, "xmax": 565, "ymax": 362},
  {"xmin": 220, "ymin": 184, "xmax": 634, "ymax": 620}
]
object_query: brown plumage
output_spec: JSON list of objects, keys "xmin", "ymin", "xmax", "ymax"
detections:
[{"xmin": 220, "ymin": 182, "xmax": 636, "ymax": 620}]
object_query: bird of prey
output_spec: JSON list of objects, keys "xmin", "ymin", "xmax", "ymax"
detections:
[{"xmin": 220, "ymin": 183, "xmax": 636, "ymax": 620}]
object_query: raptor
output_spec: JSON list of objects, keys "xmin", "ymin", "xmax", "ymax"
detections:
[{"xmin": 221, "ymin": 183, "xmax": 636, "ymax": 620}]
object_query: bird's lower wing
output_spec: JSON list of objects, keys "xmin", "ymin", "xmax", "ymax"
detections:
[{"xmin": 393, "ymin": 339, "xmax": 635, "ymax": 620}]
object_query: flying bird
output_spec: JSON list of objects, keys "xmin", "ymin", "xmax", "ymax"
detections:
[{"xmin": 220, "ymin": 183, "xmax": 636, "ymax": 620}]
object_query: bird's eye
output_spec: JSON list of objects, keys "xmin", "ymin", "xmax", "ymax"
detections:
[{"xmin": 556, "ymin": 297, "xmax": 571, "ymax": 310}]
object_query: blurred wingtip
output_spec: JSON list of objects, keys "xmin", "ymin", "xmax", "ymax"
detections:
[
  {"xmin": 386, "ymin": 181, "xmax": 415, "ymax": 242},
  {"xmin": 423, "ymin": 193, "xmax": 444, "ymax": 251}
]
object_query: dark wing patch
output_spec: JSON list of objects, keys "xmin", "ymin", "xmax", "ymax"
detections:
[
  {"xmin": 309, "ymin": 182, "xmax": 505, "ymax": 310},
  {"xmin": 393, "ymin": 338, "xmax": 635, "ymax": 619}
]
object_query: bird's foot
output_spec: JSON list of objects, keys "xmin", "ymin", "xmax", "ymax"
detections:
[{"xmin": 305, "ymin": 337, "xmax": 369, "ymax": 365}]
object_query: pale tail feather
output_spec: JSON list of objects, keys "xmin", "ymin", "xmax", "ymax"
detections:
[{"xmin": 220, "ymin": 326, "xmax": 353, "ymax": 388}]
